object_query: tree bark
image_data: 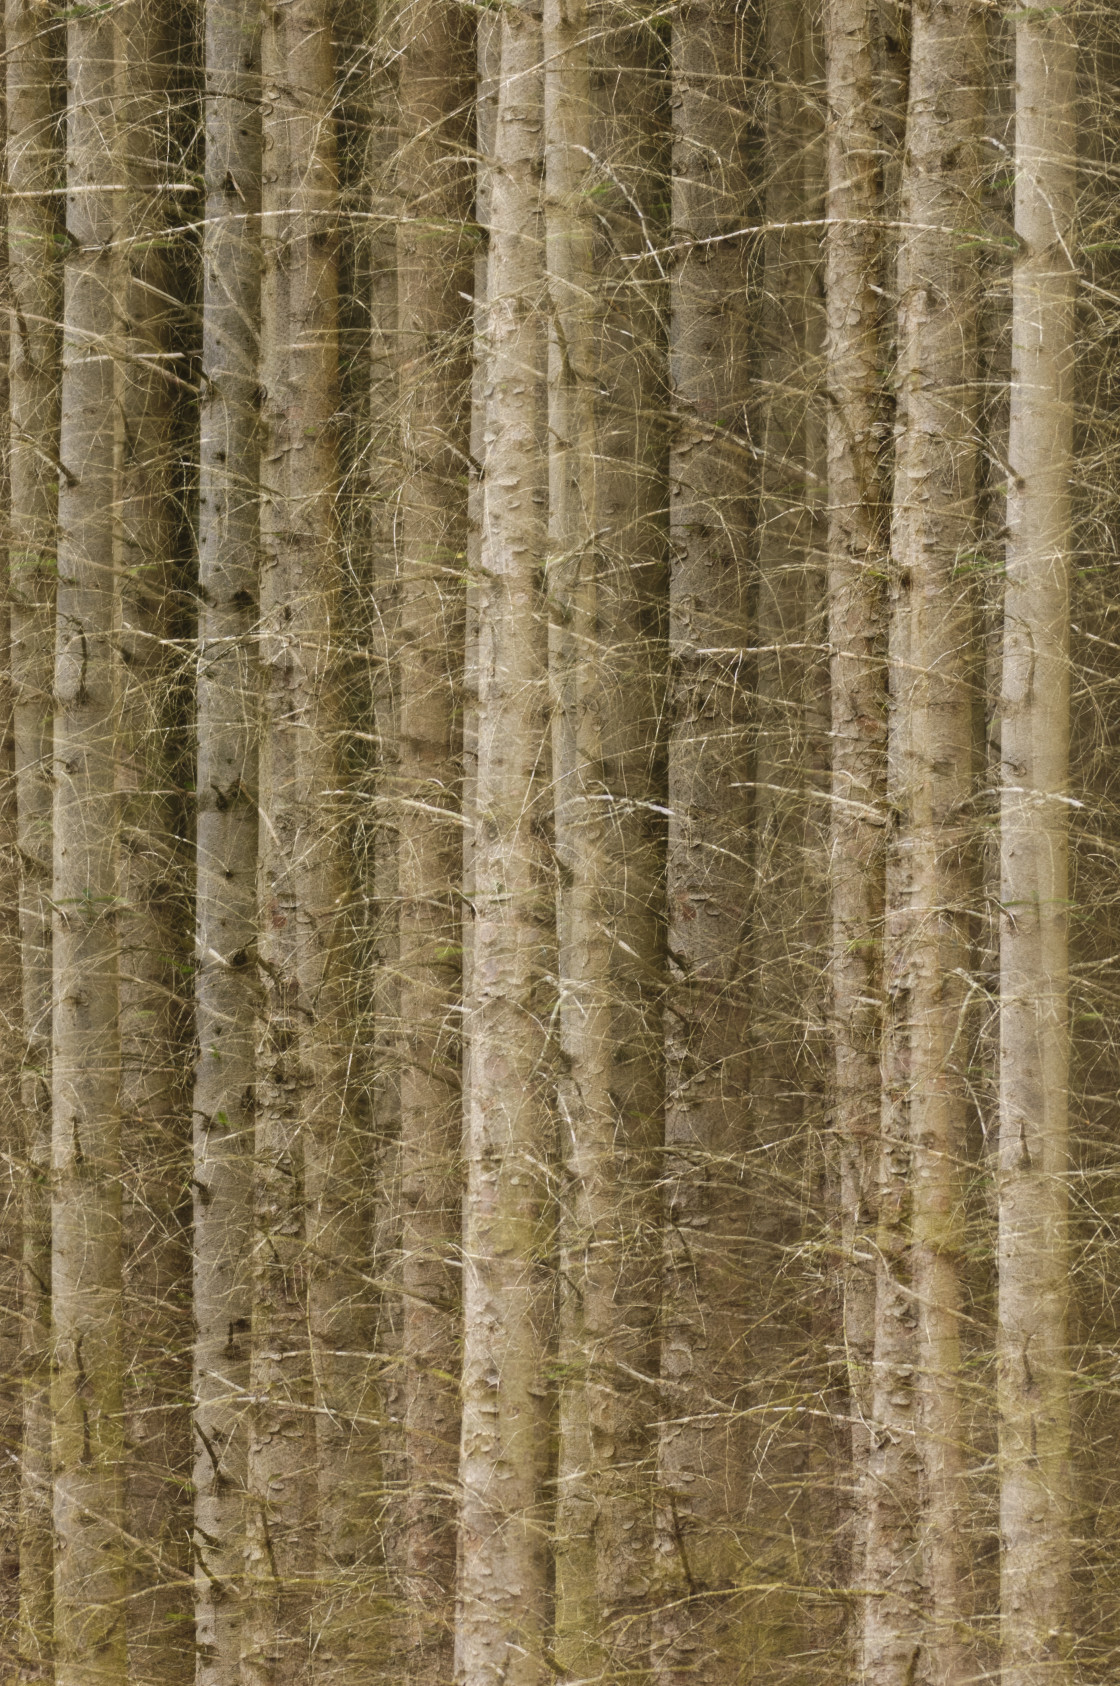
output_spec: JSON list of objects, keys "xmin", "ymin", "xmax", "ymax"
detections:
[
  {"xmin": 394, "ymin": 8, "xmax": 473, "ymax": 1678},
  {"xmin": 822, "ymin": 0, "xmax": 889, "ymax": 1630},
  {"xmin": 872, "ymin": 2, "xmax": 983, "ymax": 1679},
  {"xmin": 250, "ymin": 3, "xmax": 377, "ymax": 1678},
  {"xmin": 52, "ymin": 3, "xmax": 127, "ymax": 1676},
  {"xmin": 998, "ymin": 3, "xmax": 1076, "ymax": 1680},
  {"xmin": 656, "ymin": 5, "xmax": 754, "ymax": 1680},
  {"xmin": 455, "ymin": 4, "xmax": 554, "ymax": 1681},
  {"xmin": 6, "ymin": 0, "xmax": 61, "ymax": 1667},
  {"xmin": 115, "ymin": 1, "xmax": 194, "ymax": 1671},
  {"xmin": 748, "ymin": 0, "xmax": 831, "ymax": 1657},
  {"xmin": 544, "ymin": 2, "xmax": 666, "ymax": 1677},
  {"xmin": 193, "ymin": 0, "xmax": 261, "ymax": 1676}
]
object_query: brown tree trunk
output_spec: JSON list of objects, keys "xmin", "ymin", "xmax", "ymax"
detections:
[
  {"xmin": 193, "ymin": 0, "xmax": 261, "ymax": 1675},
  {"xmin": 456, "ymin": 5, "xmax": 554, "ymax": 1681},
  {"xmin": 394, "ymin": 7, "xmax": 473, "ymax": 1677},
  {"xmin": 656, "ymin": 5, "xmax": 754, "ymax": 1680},
  {"xmin": 822, "ymin": 0, "xmax": 889, "ymax": 1637},
  {"xmin": 52, "ymin": 4, "xmax": 127, "ymax": 1676},
  {"xmin": 544, "ymin": 4, "xmax": 666, "ymax": 1680},
  {"xmin": 998, "ymin": 3, "xmax": 1076, "ymax": 1680},
  {"xmin": 872, "ymin": 2, "xmax": 983, "ymax": 1679},
  {"xmin": 6, "ymin": 0, "xmax": 61, "ymax": 1667},
  {"xmin": 115, "ymin": 2, "xmax": 194, "ymax": 1671}
]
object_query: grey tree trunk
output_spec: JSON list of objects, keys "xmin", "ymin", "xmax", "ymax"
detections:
[
  {"xmin": 656, "ymin": 5, "xmax": 754, "ymax": 1680},
  {"xmin": 872, "ymin": 2, "xmax": 983, "ymax": 1679},
  {"xmin": 193, "ymin": 0, "xmax": 261, "ymax": 1676},
  {"xmin": 998, "ymin": 3, "xmax": 1076, "ymax": 1680},
  {"xmin": 6, "ymin": 0, "xmax": 61, "ymax": 1666},
  {"xmin": 394, "ymin": 7, "xmax": 473, "ymax": 1676},
  {"xmin": 52, "ymin": 4, "xmax": 127, "ymax": 1677},
  {"xmin": 455, "ymin": 5, "xmax": 554, "ymax": 1681}
]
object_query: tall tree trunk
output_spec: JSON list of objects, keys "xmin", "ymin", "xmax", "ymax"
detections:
[
  {"xmin": 656, "ymin": 4, "xmax": 754, "ymax": 1680},
  {"xmin": 748, "ymin": 0, "xmax": 830, "ymax": 1657},
  {"xmin": 456, "ymin": 4, "xmax": 554, "ymax": 1681},
  {"xmin": 193, "ymin": 0, "xmax": 261, "ymax": 1676},
  {"xmin": 873, "ymin": 3, "xmax": 983, "ymax": 1679},
  {"xmin": 6, "ymin": 0, "xmax": 61, "ymax": 1667},
  {"xmin": 544, "ymin": 2, "xmax": 666, "ymax": 1677},
  {"xmin": 998, "ymin": 3, "xmax": 1076, "ymax": 1680},
  {"xmin": 822, "ymin": 0, "xmax": 889, "ymax": 1632},
  {"xmin": 52, "ymin": 3, "xmax": 127, "ymax": 1677},
  {"xmin": 394, "ymin": 4, "xmax": 473, "ymax": 1680},
  {"xmin": 115, "ymin": 2, "xmax": 194, "ymax": 1672},
  {"xmin": 0, "ymin": 59, "xmax": 23, "ymax": 1659},
  {"xmin": 250, "ymin": 0, "xmax": 376, "ymax": 1677}
]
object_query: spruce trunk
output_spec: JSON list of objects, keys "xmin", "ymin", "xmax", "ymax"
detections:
[
  {"xmin": 998, "ymin": 2, "xmax": 1076, "ymax": 1680},
  {"xmin": 456, "ymin": 5, "xmax": 554, "ymax": 1680},
  {"xmin": 657, "ymin": 4, "xmax": 754, "ymax": 1679},
  {"xmin": 395, "ymin": 7, "xmax": 473, "ymax": 1676},
  {"xmin": 193, "ymin": 0, "xmax": 261, "ymax": 1675},
  {"xmin": 52, "ymin": 5, "xmax": 126, "ymax": 1677},
  {"xmin": 6, "ymin": 0, "xmax": 61, "ymax": 1666}
]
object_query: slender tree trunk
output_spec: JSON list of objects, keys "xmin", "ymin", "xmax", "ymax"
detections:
[
  {"xmin": 193, "ymin": 0, "xmax": 261, "ymax": 1677},
  {"xmin": 873, "ymin": 4, "xmax": 983, "ymax": 1680},
  {"xmin": 998, "ymin": 3, "xmax": 1076, "ymax": 1680},
  {"xmin": 822, "ymin": 0, "xmax": 889, "ymax": 1626},
  {"xmin": 0, "ymin": 66, "xmax": 23, "ymax": 1657},
  {"xmin": 115, "ymin": 2, "xmax": 194, "ymax": 1672},
  {"xmin": 748, "ymin": 0, "xmax": 831, "ymax": 1656},
  {"xmin": 395, "ymin": 5, "xmax": 473, "ymax": 1680},
  {"xmin": 544, "ymin": 2, "xmax": 665, "ymax": 1677},
  {"xmin": 52, "ymin": 3, "xmax": 127, "ymax": 1676},
  {"xmin": 365, "ymin": 1, "xmax": 404, "ymax": 1611},
  {"xmin": 656, "ymin": 5, "xmax": 754, "ymax": 1680},
  {"xmin": 6, "ymin": 0, "xmax": 61, "ymax": 1667},
  {"xmin": 456, "ymin": 4, "xmax": 554, "ymax": 1681},
  {"xmin": 250, "ymin": 0, "xmax": 376, "ymax": 1678}
]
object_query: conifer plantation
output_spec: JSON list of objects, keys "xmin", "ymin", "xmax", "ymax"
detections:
[{"xmin": 4, "ymin": 0, "xmax": 1120, "ymax": 1681}]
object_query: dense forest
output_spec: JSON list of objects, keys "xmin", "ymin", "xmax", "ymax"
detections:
[{"xmin": 0, "ymin": 0, "xmax": 1116, "ymax": 1681}]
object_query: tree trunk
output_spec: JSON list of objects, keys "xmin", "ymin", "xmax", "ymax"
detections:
[
  {"xmin": 656, "ymin": 5, "xmax": 754, "ymax": 1680},
  {"xmin": 998, "ymin": 2, "xmax": 1076, "ymax": 1679},
  {"xmin": 394, "ymin": 3, "xmax": 473, "ymax": 1680},
  {"xmin": 544, "ymin": 2, "xmax": 666, "ymax": 1677},
  {"xmin": 193, "ymin": 0, "xmax": 260, "ymax": 1676},
  {"xmin": 115, "ymin": 2, "xmax": 194, "ymax": 1671},
  {"xmin": 456, "ymin": 4, "xmax": 554, "ymax": 1680},
  {"xmin": 6, "ymin": 0, "xmax": 61, "ymax": 1666},
  {"xmin": 873, "ymin": 3, "xmax": 983, "ymax": 1679},
  {"xmin": 52, "ymin": 4, "xmax": 127, "ymax": 1676},
  {"xmin": 748, "ymin": 0, "xmax": 831, "ymax": 1657},
  {"xmin": 822, "ymin": 0, "xmax": 889, "ymax": 1631}
]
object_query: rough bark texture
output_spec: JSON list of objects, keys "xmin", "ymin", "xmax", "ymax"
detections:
[
  {"xmin": 52, "ymin": 5, "xmax": 127, "ymax": 1677},
  {"xmin": 998, "ymin": 4, "xmax": 1076, "ymax": 1681},
  {"xmin": 6, "ymin": 0, "xmax": 61, "ymax": 1667},
  {"xmin": 656, "ymin": 5, "xmax": 754, "ymax": 1680},
  {"xmin": 115, "ymin": 3, "xmax": 193, "ymax": 1673},
  {"xmin": 193, "ymin": 0, "xmax": 261, "ymax": 1676},
  {"xmin": 455, "ymin": 5, "xmax": 554, "ymax": 1682},
  {"xmin": 822, "ymin": 0, "xmax": 888, "ymax": 1624},
  {"xmin": 249, "ymin": 1, "xmax": 374, "ymax": 1678},
  {"xmin": 395, "ymin": 8, "xmax": 473, "ymax": 1677},
  {"xmin": 749, "ymin": 0, "xmax": 831, "ymax": 1661},
  {"xmin": 872, "ymin": 4, "xmax": 983, "ymax": 1681},
  {"xmin": 544, "ymin": 3, "xmax": 665, "ymax": 1679}
]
